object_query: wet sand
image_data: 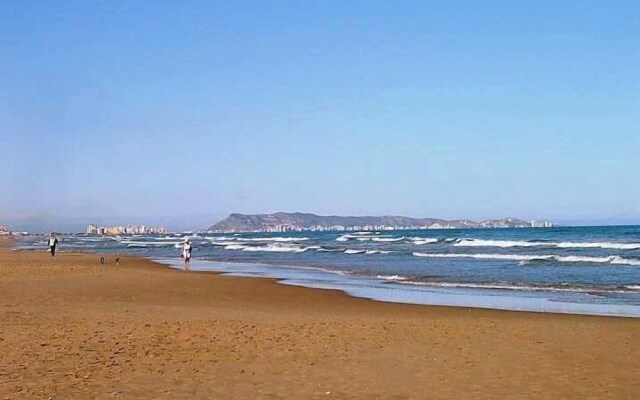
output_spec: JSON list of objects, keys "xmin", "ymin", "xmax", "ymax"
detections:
[{"xmin": 0, "ymin": 250, "xmax": 638, "ymax": 399}]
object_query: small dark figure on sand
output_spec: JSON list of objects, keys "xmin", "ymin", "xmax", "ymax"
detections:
[{"xmin": 48, "ymin": 233, "xmax": 58, "ymax": 257}]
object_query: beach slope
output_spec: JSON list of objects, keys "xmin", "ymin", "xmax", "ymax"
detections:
[{"xmin": 0, "ymin": 251, "xmax": 638, "ymax": 399}]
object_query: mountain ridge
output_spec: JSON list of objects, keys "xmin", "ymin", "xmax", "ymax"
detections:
[{"xmin": 207, "ymin": 212, "xmax": 553, "ymax": 232}]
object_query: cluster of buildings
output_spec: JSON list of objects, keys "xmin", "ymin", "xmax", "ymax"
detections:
[
  {"xmin": 259, "ymin": 225, "xmax": 442, "ymax": 233},
  {"xmin": 246, "ymin": 220, "xmax": 554, "ymax": 233},
  {"xmin": 528, "ymin": 220, "xmax": 555, "ymax": 228},
  {"xmin": 0, "ymin": 225, "xmax": 10, "ymax": 236},
  {"xmin": 209, "ymin": 212, "xmax": 557, "ymax": 233},
  {"xmin": 86, "ymin": 224, "xmax": 167, "ymax": 236}
]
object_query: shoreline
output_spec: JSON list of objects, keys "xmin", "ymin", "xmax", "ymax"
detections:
[
  {"xmin": 8, "ymin": 246, "xmax": 640, "ymax": 318},
  {"xmin": 6, "ymin": 249, "xmax": 638, "ymax": 322},
  {"xmin": 156, "ymin": 256, "xmax": 640, "ymax": 319},
  {"xmin": 12, "ymin": 229, "xmax": 640, "ymax": 319},
  {"xmin": 2, "ymin": 250, "xmax": 639, "ymax": 398}
]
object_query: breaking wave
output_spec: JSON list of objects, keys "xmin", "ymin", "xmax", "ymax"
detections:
[
  {"xmin": 119, "ymin": 240, "xmax": 183, "ymax": 248},
  {"xmin": 412, "ymin": 252, "xmax": 640, "ymax": 266},
  {"xmin": 343, "ymin": 248, "xmax": 393, "ymax": 255},
  {"xmin": 224, "ymin": 244, "xmax": 247, "ymax": 251},
  {"xmin": 454, "ymin": 239, "xmax": 640, "ymax": 250},
  {"xmin": 240, "ymin": 237, "xmax": 309, "ymax": 242},
  {"xmin": 223, "ymin": 244, "xmax": 313, "ymax": 253},
  {"xmin": 336, "ymin": 233, "xmax": 387, "ymax": 242},
  {"xmin": 344, "ymin": 249, "xmax": 365, "ymax": 254},
  {"xmin": 371, "ymin": 237, "xmax": 405, "ymax": 242},
  {"xmin": 410, "ymin": 238, "xmax": 439, "ymax": 245},
  {"xmin": 209, "ymin": 240, "xmax": 243, "ymax": 246}
]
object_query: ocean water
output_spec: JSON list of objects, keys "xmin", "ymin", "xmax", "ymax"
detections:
[{"xmin": 16, "ymin": 226, "xmax": 640, "ymax": 317}]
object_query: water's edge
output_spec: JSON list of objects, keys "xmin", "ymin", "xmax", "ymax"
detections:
[{"xmin": 154, "ymin": 257, "xmax": 640, "ymax": 319}]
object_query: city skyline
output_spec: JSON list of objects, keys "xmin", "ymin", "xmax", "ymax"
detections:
[
  {"xmin": 207, "ymin": 213, "xmax": 554, "ymax": 233},
  {"xmin": 0, "ymin": 210, "xmax": 637, "ymax": 234},
  {"xmin": 7, "ymin": 209, "xmax": 625, "ymax": 234},
  {"xmin": 85, "ymin": 224, "xmax": 167, "ymax": 236}
]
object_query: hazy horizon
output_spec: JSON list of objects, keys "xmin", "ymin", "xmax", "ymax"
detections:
[
  {"xmin": 3, "ymin": 1, "xmax": 639, "ymax": 232},
  {"xmin": 3, "ymin": 210, "xmax": 640, "ymax": 234}
]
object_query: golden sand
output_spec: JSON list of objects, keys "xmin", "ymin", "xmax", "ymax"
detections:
[{"xmin": 0, "ymin": 251, "xmax": 638, "ymax": 399}]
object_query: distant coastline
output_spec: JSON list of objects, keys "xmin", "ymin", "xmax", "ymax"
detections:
[
  {"xmin": 207, "ymin": 212, "xmax": 554, "ymax": 233},
  {"xmin": 85, "ymin": 224, "xmax": 167, "ymax": 236}
]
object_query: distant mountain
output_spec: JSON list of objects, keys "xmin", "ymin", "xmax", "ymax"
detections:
[{"xmin": 207, "ymin": 212, "xmax": 553, "ymax": 233}]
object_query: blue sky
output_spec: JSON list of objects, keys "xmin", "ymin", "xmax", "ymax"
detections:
[{"xmin": 1, "ymin": 1, "xmax": 639, "ymax": 231}]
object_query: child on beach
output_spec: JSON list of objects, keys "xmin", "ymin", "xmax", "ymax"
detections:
[
  {"xmin": 48, "ymin": 233, "xmax": 58, "ymax": 257},
  {"xmin": 181, "ymin": 238, "xmax": 193, "ymax": 270}
]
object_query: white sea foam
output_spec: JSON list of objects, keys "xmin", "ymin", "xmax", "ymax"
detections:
[
  {"xmin": 610, "ymin": 256, "xmax": 640, "ymax": 266},
  {"xmin": 382, "ymin": 280, "xmax": 628, "ymax": 294},
  {"xmin": 355, "ymin": 236, "xmax": 399, "ymax": 242},
  {"xmin": 342, "ymin": 249, "xmax": 392, "ymax": 255},
  {"xmin": 412, "ymin": 252, "xmax": 640, "ymax": 266},
  {"xmin": 344, "ymin": 249, "xmax": 366, "ymax": 254},
  {"xmin": 241, "ymin": 237, "xmax": 309, "ymax": 242},
  {"xmin": 371, "ymin": 237, "xmax": 404, "ymax": 242},
  {"xmin": 125, "ymin": 242, "xmax": 184, "ymax": 249},
  {"xmin": 336, "ymin": 234, "xmax": 381, "ymax": 242},
  {"xmin": 454, "ymin": 239, "xmax": 640, "ymax": 250},
  {"xmin": 413, "ymin": 252, "xmax": 551, "ymax": 261},
  {"xmin": 120, "ymin": 240, "xmax": 182, "ymax": 247},
  {"xmin": 553, "ymin": 255, "xmax": 621, "ymax": 264},
  {"xmin": 202, "ymin": 236, "xmax": 237, "ymax": 241},
  {"xmin": 377, "ymin": 275, "xmax": 409, "ymax": 281},
  {"xmin": 555, "ymin": 242, "xmax": 640, "ymax": 250},
  {"xmin": 210, "ymin": 241, "xmax": 244, "ymax": 246},
  {"xmin": 224, "ymin": 244, "xmax": 247, "ymax": 250},
  {"xmin": 454, "ymin": 239, "xmax": 541, "ymax": 248},
  {"xmin": 224, "ymin": 243, "xmax": 312, "ymax": 253},
  {"xmin": 241, "ymin": 245, "xmax": 308, "ymax": 253},
  {"xmin": 396, "ymin": 280, "xmax": 543, "ymax": 291},
  {"xmin": 410, "ymin": 238, "xmax": 439, "ymax": 245}
]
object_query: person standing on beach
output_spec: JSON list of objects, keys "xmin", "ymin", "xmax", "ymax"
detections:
[
  {"xmin": 48, "ymin": 233, "xmax": 58, "ymax": 257},
  {"xmin": 181, "ymin": 238, "xmax": 193, "ymax": 270}
]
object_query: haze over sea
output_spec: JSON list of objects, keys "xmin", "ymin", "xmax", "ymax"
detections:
[{"xmin": 17, "ymin": 225, "xmax": 640, "ymax": 317}]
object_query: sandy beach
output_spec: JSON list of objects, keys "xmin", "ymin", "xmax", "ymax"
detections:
[{"xmin": 0, "ymin": 250, "xmax": 638, "ymax": 399}]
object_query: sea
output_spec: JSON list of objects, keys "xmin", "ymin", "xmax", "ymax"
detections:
[{"xmin": 16, "ymin": 226, "xmax": 640, "ymax": 318}]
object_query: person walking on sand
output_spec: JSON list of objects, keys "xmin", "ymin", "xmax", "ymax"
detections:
[
  {"xmin": 48, "ymin": 233, "xmax": 59, "ymax": 257},
  {"xmin": 181, "ymin": 238, "xmax": 193, "ymax": 270}
]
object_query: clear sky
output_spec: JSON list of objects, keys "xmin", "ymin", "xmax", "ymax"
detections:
[{"xmin": 2, "ymin": 1, "xmax": 639, "ymax": 232}]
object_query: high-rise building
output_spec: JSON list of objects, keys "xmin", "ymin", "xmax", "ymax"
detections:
[{"xmin": 84, "ymin": 224, "xmax": 167, "ymax": 235}]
